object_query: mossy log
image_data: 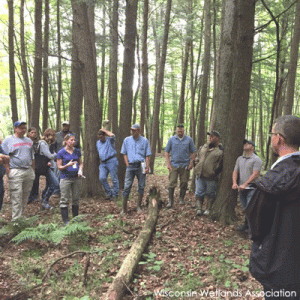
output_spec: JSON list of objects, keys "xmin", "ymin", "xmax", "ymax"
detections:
[{"xmin": 103, "ymin": 187, "xmax": 161, "ymax": 300}]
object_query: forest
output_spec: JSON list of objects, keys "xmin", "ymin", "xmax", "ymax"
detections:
[{"xmin": 0, "ymin": 0, "xmax": 300, "ymax": 298}]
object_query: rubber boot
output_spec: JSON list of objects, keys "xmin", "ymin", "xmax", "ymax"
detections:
[
  {"xmin": 196, "ymin": 197, "xmax": 204, "ymax": 216},
  {"xmin": 166, "ymin": 188, "xmax": 174, "ymax": 208},
  {"xmin": 203, "ymin": 197, "xmax": 214, "ymax": 216},
  {"xmin": 120, "ymin": 195, "xmax": 128, "ymax": 215},
  {"xmin": 72, "ymin": 205, "xmax": 79, "ymax": 218},
  {"xmin": 179, "ymin": 188, "xmax": 186, "ymax": 205},
  {"xmin": 136, "ymin": 193, "xmax": 143, "ymax": 213},
  {"xmin": 60, "ymin": 207, "xmax": 69, "ymax": 225},
  {"xmin": 236, "ymin": 218, "xmax": 248, "ymax": 231}
]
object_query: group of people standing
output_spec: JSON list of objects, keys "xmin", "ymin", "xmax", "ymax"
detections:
[
  {"xmin": 0, "ymin": 121, "xmax": 82, "ymax": 225},
  {"xmin": 1, "ymin": 115, "xmax": 300, "ymax": 298}
]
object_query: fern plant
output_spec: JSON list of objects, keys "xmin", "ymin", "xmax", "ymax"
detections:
[
  {"xmin": 11, "ymin": 215, "xmax": 91, "ymax": 246},
  {"xmin": 0, "ymin": 216, "xmax": 39, "ymax": 236}
]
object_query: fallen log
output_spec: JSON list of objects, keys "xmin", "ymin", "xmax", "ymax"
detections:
[{"xmin": 103, "ymin": 187, "xmax": 161, "ymax": 300}]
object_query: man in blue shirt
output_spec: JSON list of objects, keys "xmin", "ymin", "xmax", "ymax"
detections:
[
  {"xmin": 96, "ymin": 128, "xmax": 119, "ymax": 201},
  {"xmin": 120, "ymin": 124, "xmax": 152, "ymax": 214},
  {"xmin": 165, "ymin": 124, "xmax": 196, "ymax": 208}
]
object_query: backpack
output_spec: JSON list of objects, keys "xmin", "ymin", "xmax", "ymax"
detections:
[{"xmin": 34, "ymin": 141, "xmax": 50, "ymax": 175}]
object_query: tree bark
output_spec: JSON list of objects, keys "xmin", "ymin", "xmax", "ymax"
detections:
[
  {"xmin": 211, "ymin": 0, "xmax": 255, "ymax": 224},
  {"xmin": 55, "ymin": 0, "xmax": 62, "ymax": 131},
  {"xmin": 31, "ymin": 0, "xmax": 43, "ymax": 129},
  {"xmin": 20, "ymin": 0, "xmax": 30, "ymax": 122},
  {"xmin": 99, "ymin": 3, "xmax": 106, "ymax": 128},
  {"xmin": 197, "ymin": 0, "xmax": 211, "ymax": 147},
  {"xmin": 149, "ymin": 0, "xmax": 172, "ymax": 173},
  {"xmin": 109, "ymin": 0, "xmax": 119, "ymax": 134},
  {"xmin": 42, "ymin": 0, "xmax": 49, "ymax": 132},
  {"xmin": 140, "ymin": 0, "xmax": 149, "ymax": 135},
  {"xmin": 283, "ymin": 0, "xmax": 300, "ymax": 115},
  {"xmin": 178, "ymin": 37, "xmax": 190, "ymax": 125},
  {"xmin": 71, "ymin": 0, "xmax": 102, "ymax": 196},
  {"xmin": 117, "ymin": 0, "xmax": 138, "ymax": 188},
  {"xmin": 103, "ymin": 187, "xmax": 160, "ymax": 300},
  {"xmin": 69, "ymin": 14, "xmax": 83, "ymax": 147},
  {"xmin": 8, "ymin": 0, "xmax": 18, "ymax": 123}
]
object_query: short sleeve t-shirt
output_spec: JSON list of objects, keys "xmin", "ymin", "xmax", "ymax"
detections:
[
  {"xmin": 234, "ymin": 153, "xmax": 263, "ymax": 187},
  {"xmin": 2, "ymin": 135, "xmax": 34, "ymax": 169},
  {"xmin": 57, "ymin": 148, "xmax": 81, "ymax": 179}
]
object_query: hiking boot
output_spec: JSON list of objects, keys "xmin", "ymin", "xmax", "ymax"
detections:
[
  {"xmin": 166, "ymin": 188, "xmax": 174, "ymax": 208},
  {"xmin": 196, "ymin": 197, "xmax": 204, "ymax": 216},
  {"xmin": 41, "ymin": 201, "xmax": 53, "ymax": 210}
]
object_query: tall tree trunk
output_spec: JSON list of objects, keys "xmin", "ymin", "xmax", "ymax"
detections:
[
  {"xmin": 31, "ymin": 0, "xmax": 43, "ymax": 129},
  {"xmin": 140, "ymin": 0, "xmax": 149, "ymax": 135},
  {"xmin": 212, "ymin": 0, "xmax": 256, "ymax": 224},
  {"xmin": 149, "ymin": 0, "xmax": 172, "ymax": 173},
  {"xmin": 20, "ymin": 0, "xmax": 31, "ymax": 122},
  {"xmin": 71, "ymin": 0, "xmax": 102, "ymax": 196},
  {"xmin": 178, "ymin": 38, "xmax": 190, "ymax": 124},
  {"xmin": 99, "ymin": 3, "xmax": 106, "ymax": 128},
  {"xmin": 56, "ymin": 0, "xmax": 62, "ymax": 130},
  {"xmin": 42, "ymin": 0, "xmax": 49, "ymax": 132},
  {"xmin": 283, "ymin": 1, "xmax": 300, "ymax": 115},
  {"xmin": 69, "ymin": 15, "xmax": 83, "ymax": 147},
  {"xmin": 197, "ymin": 0, "xmax": 211, "ymax": 147},
  {"xmin": 8, "ymin": 0, "xmax": 18, "ymax": 123},
  {"xmin": 117, "ymin": 0, "xmax": 138, "ymax": 188},
  {"xmin": 132, "ymin": 34, "xmax": 141, "ymax": 124},
  {"xmin": 109, "ymin": 0, "xmax": 119, "ymax": 134}
]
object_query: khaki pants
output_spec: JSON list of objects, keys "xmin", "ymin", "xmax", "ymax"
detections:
[
  {"xmin": 8, "ymin": 168, "xmax": 35, "ymax": 221},
  {"xmin": 169, "ymin": 167, "xmax": 190, "ymax": 190},
  {"xmin": 60, "ymin": 178, "xmax": 82, "ymax": 208}
]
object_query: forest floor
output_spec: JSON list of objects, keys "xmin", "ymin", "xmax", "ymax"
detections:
[{"xmin": 0, "ymin": 153, "xmax": 264, "ymax": 300}]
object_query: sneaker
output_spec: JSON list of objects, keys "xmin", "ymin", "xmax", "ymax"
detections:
[
  {"xmin": 41, "ymin": 201, "xmax": 53, "ymax": 210},
  {"xmin": 203, "ymin": 209, "xmax": 210, "ymax": 216},
  {"xmin": 196, "ymin": 209, "xmax": 203, "ymax": 216}
]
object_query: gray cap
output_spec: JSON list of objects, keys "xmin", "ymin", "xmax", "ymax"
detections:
[{"xmin": 131, "ymin": 124, "xmax": 140, "ymax": 130}]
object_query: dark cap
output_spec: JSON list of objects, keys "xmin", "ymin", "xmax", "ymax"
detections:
[
  {"xmin": 131, "ymin": 124, "xmax": 140, "ymax": 130},
  {"xmin": 243, "ymin": 139, "xmax": 255, "ymax": 148},
  {"xmin": 177, "ymin": 124, "xmax": 184, "ymax": 128},
  {"xmin": 14, "ymin": 121, "xmax": 27, "ymax": 127},
  {"xmin": 207, "ymin": 130, "xmax": 220, "ymax": 138}
]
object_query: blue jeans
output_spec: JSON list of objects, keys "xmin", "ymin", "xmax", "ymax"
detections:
[
  {"xmin": 99, "ymin": 157, "xmax": 119, "ymax": 197},
  {"xmin": 123, "ymin": 163, "xmax": 146, "ymax": 197},
  {"xmin": 0, "ymin": 178, "xmax": 4, "ymax": 210},
  {"xmin": 195, "ymin": 178, "xmax": 218, "ymax": 199},
  {"xmin": 28, "ymin": 174, "xmax": 40, "ymax": 201},
  {"xmin": 239, "ymin": 189, "xmax": 255, "ymax": 210},
  {"xmin": 42, "ymin": 168, "xmax": 60, "ymax": 202}
]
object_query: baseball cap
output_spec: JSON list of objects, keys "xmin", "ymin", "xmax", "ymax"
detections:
[
  {"xmin": 62, "ymin": 121, "xmax": 70, "ymax": 125},
  {"xmin": 243, "ymin": 139, "xmax": 255, "ymax": 148},
  {"xmin": 177, "ymin": 124, "xmax": 184, "ymax": 128},
  {"xmin": 207, "ymin": 130, "xmax": 220, "ymax": 138},
  {"xmin": 13, "ymin": 121, "xmax": 27, "ymax": 127},
  {"xmin": 131, "ymin": 124, "xmax": 140, "ymax": 130}
]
